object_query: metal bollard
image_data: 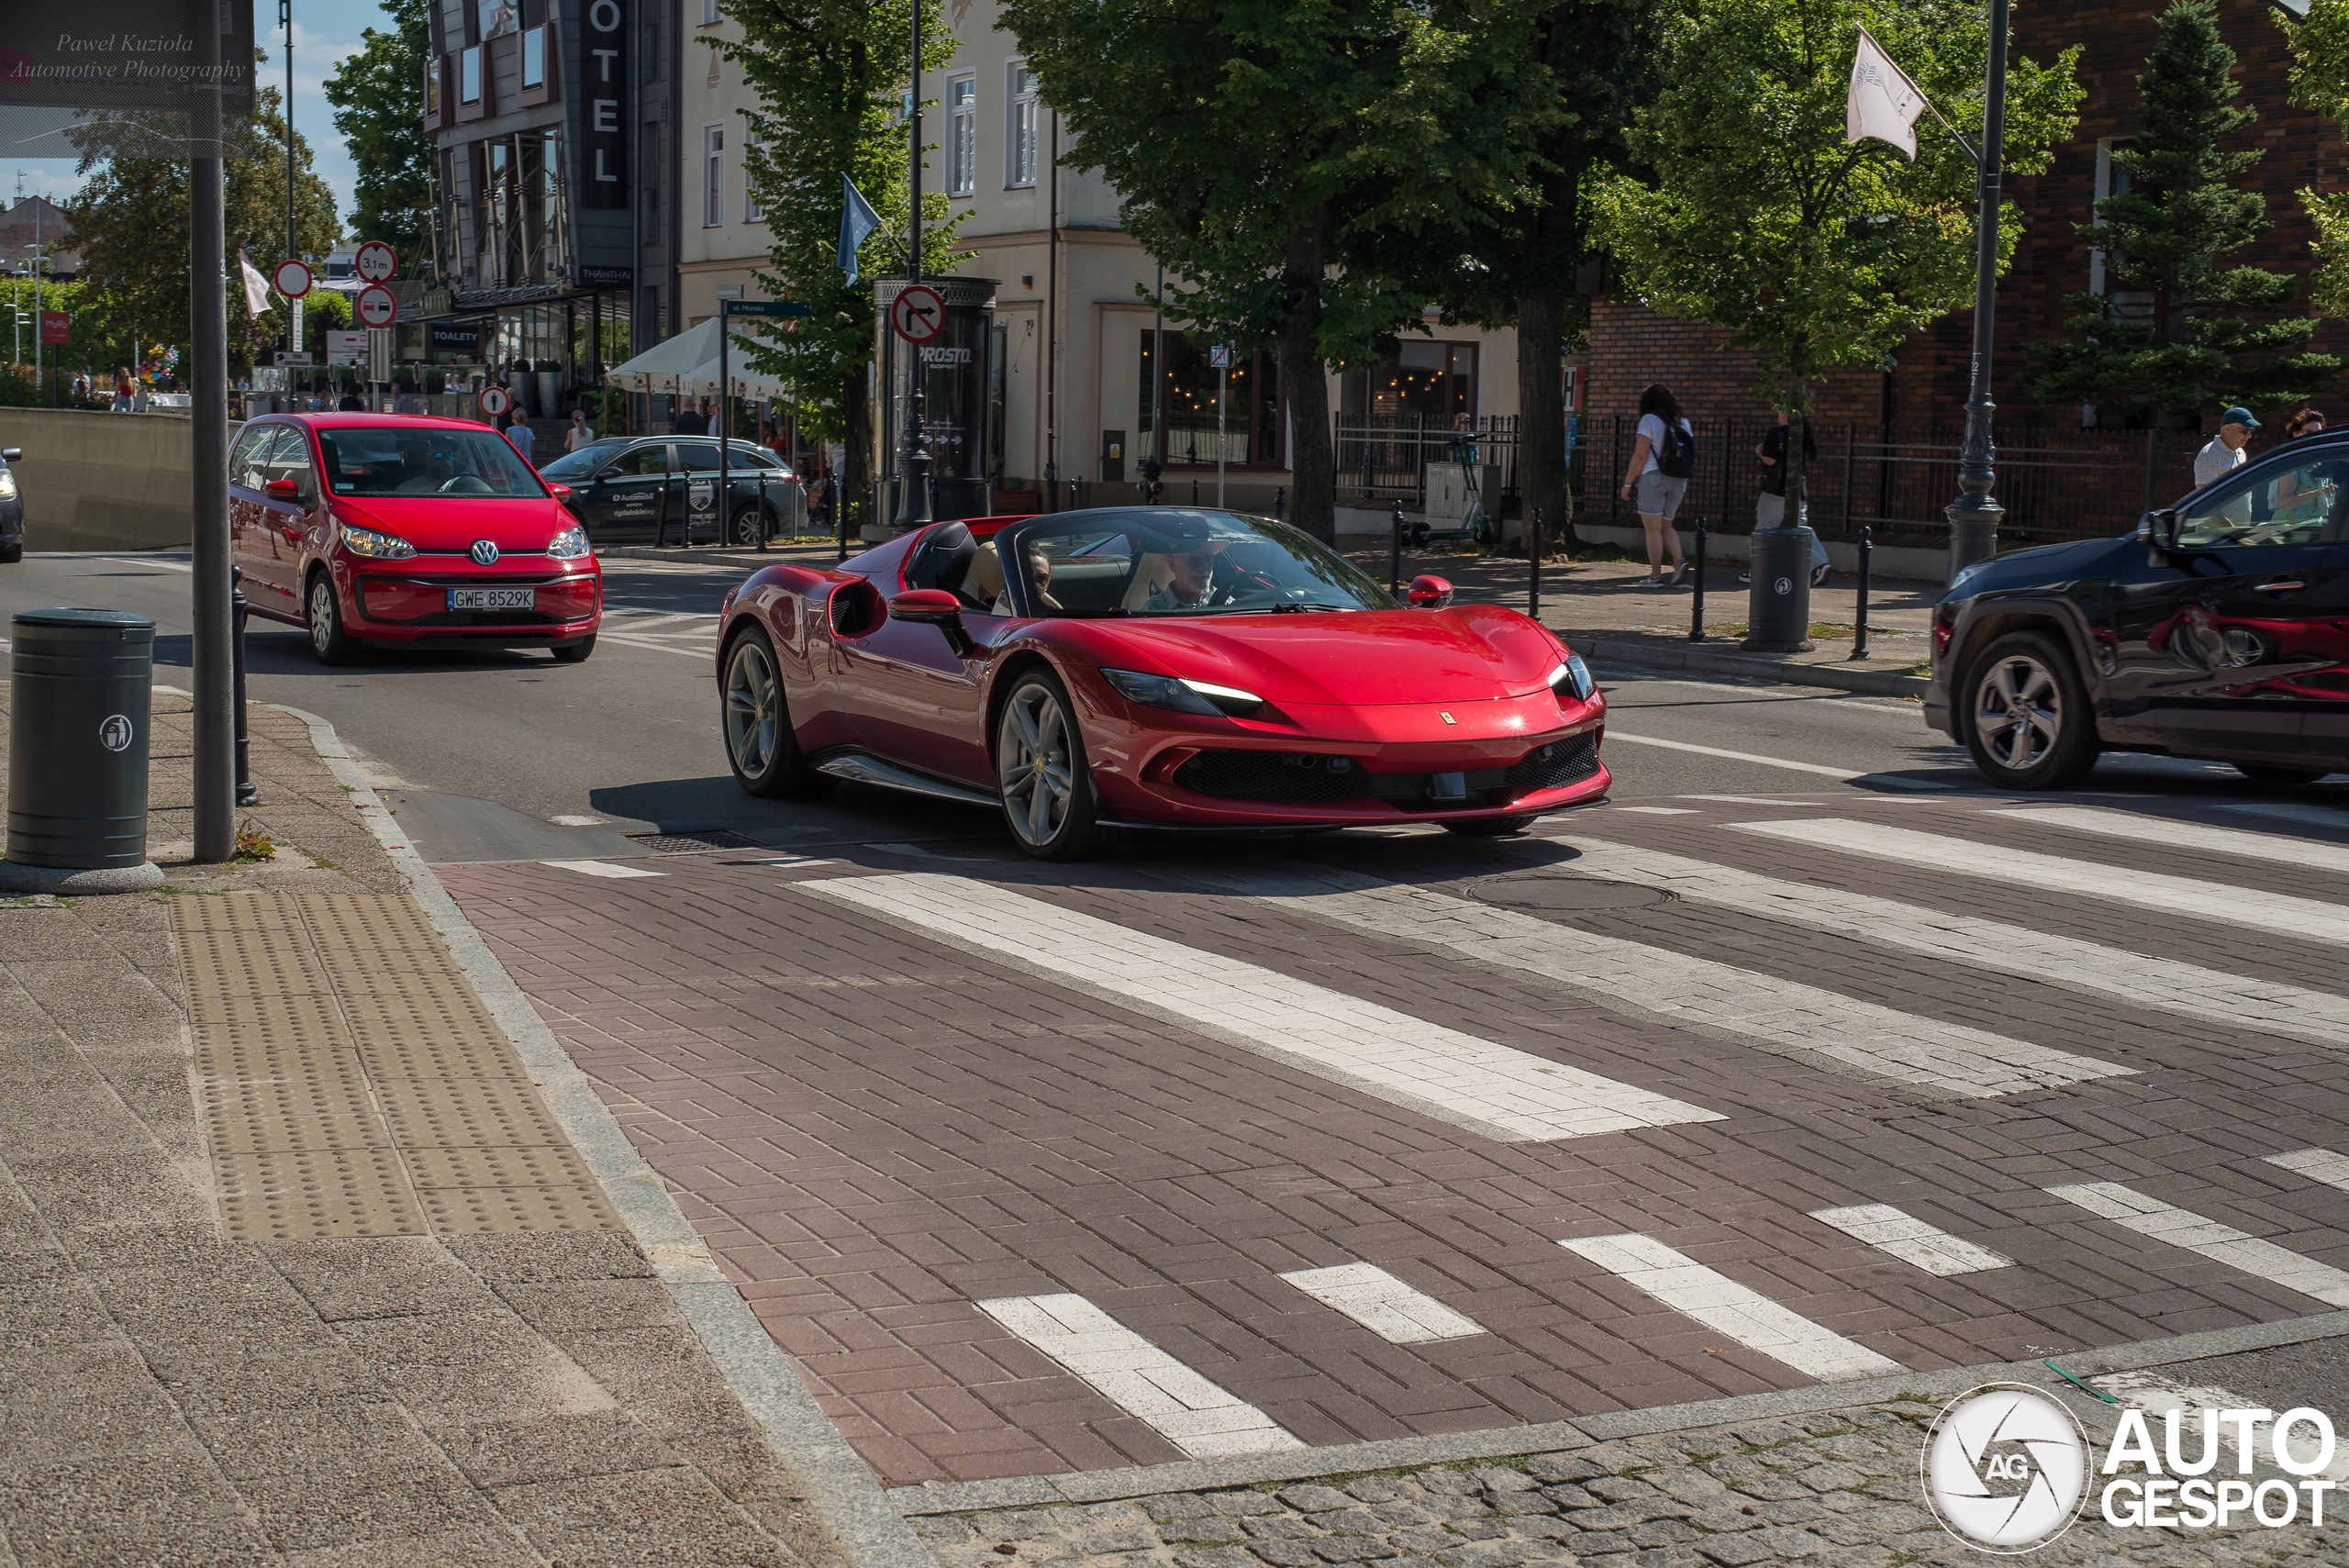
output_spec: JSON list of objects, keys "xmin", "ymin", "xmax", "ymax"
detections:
[
  {"xmin": 230, "ymin": 567, "xmax": 257, "ymax": 806},
  {"xmin": 4, "ymin": 607, "xmax": 158, "ymax": 886},
  {"xmin": 1192, "ymin": 477, "xmax": 1200, "ymax": 506},
  {"xmin": 1389, "ymin": 500, "xmax": 1404, "ymax": 595},
  {"xmin": 755, "ymin": 469, "xmax": 768, "ymax": 553},
  {"xmin": 1529, "ymin": 506, "xmax": 1543, "ymax": 622},
  {"xmin": 1689, "ymin": 522, "xmax": 1709, "ymax": 642},
  {"xmin": 1273, "ymin": 486, "xmax": 1286, "ymax": 522},
  {"xmin": 1851, "ymin": 526, "xmax": 1874, "ymax": 661}
]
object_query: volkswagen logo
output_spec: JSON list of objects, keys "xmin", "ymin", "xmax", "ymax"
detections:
[
  {"xmin": 1921, "ymin": 1384, "xmax": 2088, "ymax": 1553},
  {"xmin": 469, "ymin": 539, "xmax": 500, "ymax": 565}
]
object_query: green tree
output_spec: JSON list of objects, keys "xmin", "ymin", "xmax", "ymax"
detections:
[
  {"xmin": 1000, "ymin": 0, "xmax": 1555, "ymax": 541},
  {"xmin": 323, "ymin": 0, "xmax": 436, "ymax": 271},
  {"xmin": 2031, "ymin": 0, "xmax": 2335, "ymax": 421},
  {"xmin": 711, "ymin": 0, "xmax": 963, "ymax": 530},
  {"xmin": 1601, "ymin": 0, "xmax": 2078, "ymax": 521}
]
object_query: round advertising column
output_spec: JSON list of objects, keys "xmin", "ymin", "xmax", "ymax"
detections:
[
  {"xmin": 873, "ymin": 275, "xmax": 1000, "ymax": 536},
  {"xmin": 1742, "ymin": 527, "xmax": 1818, "ymax": 652},
  {"xmin": 3, "ymin": 608, "xmax": 164, "ymax": 893}
]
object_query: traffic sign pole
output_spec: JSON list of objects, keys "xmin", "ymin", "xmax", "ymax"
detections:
[
  {"xmin": 192, "ymin": 9, "xmax": 234, "ymax": 863},
  {"xmin": 892, "ymin": 0, "xmax": 932, "ymax": 533}
]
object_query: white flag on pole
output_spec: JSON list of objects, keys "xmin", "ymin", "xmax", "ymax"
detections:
[
  {"xmin": 237, "ymin": 249, "xmax": 273, "ymax": 317},
  {"xmin": 1848, "ymin": 26, "xmax": 1928, "ymax": 161}
]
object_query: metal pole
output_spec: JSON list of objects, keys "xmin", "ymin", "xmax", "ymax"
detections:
[
  {"xmin": 1389, "ymin": 500, "xmax": 1403, "ymax": 595},
  {"xmin": 1274, "ymin": 485, "xmax": 1286, "ymax": 522},
  {"xmin": 755, "ymin": 463, "xmax": 768, "ymax": 552},
  {"xmin": 719, "ymin": 307, "xmax": 730, "ymax": 544},
  {"xmin": 834, "ymin": 472, "xmax": 848, "ymax": 561},
  {"xmin": 1851, "ymin": 526, "xmax": 1874, "ymax": 662},
  {"xmin": 1529, "ymin": 506, "xmax": 1542, "ymax": 622},
  {"xmin": 890, "ymin": 5, "xmax": 931, "ymax": 528},
  {"xmin": 1943, "ymin": 0, "xmax": 2010, "ymax": 580},
  {"xmin": 230, "ymin": 567, "xmax": 257, "ymax": 806},
  {"xmin": 2143, "ymin": 426, "xmax": 2162, "ymax": 513},
  {"xmin": 283, "ymin": 0, "xmax": 295, "ymax": 363},
  {"xmin": 1217, "ymin": 351, "xmax": 1227, "ymax": 508},
  {"xmin": 192, "ymin": 4, "xmax": 235, "ymax": 862},
  {"xmin": 1689, "ymin": 521, "xmax": 1709, "ymax": 641}
]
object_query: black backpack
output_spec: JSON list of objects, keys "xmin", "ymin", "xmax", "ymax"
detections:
[{"xmin": 1655, "ymin": 420, "xmax": 1697, "ymax": 479}]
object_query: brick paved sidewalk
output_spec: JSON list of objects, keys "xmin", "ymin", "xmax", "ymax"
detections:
[{"xmin": 0, "ymin": 693, "xmax": 857, "ymax": 1566}]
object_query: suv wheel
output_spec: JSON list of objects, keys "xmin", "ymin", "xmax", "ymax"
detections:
[{"xmin": 1962, "ymin": 630, "xmax": 2099, "ymax": 789}]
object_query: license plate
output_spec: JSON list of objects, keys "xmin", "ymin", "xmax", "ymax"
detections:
[{"xmin": 448, "ymin": 587, "xmax": 535, "ymax": 611}]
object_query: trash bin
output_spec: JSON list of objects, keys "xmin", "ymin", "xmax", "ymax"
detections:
[
  {"xmin": 1742, "ymin": 526, "xmax": 1817, "ymax": 652},
  {"xmin": 6, "ymin": 607, "xmax": 154, "ymax": 871}
]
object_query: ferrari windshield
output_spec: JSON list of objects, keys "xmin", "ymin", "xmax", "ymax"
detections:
[
  {"xmin": 1004, "ymin": 510, "xmax": 1395, "ymax": 617},
  {"xmin": 317, "ymin": 427, "xmax": 547, "ymax": 498}
]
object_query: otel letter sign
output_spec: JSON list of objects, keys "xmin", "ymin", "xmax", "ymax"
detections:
[{"xmin": 581, "ymin": 0, "xmax": 629, "ymax": 209}]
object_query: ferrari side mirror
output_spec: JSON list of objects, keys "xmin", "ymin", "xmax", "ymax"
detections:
[
  {"xmin": 889, "ymin": 588, "xmax": 975, "ymax": 656},
  {"xmin": 1408, "ymin": 573, "xmax": 1454, "ymax": 609}
]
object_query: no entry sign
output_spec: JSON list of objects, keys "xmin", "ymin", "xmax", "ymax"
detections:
[
  {"xmin": 355, "ymin": 241, "xmax": 397, "ymax": 283},
  {"xmin": 889, "ymin": 284, "xmax": 945, "ymax": 345},
  {"xmin": 273, "ymin": 259, "xmax": 313, "ymax": 298},
  {"xmin": 478, "ymin": 384, "xmax": 511, "ymax": 418},
  {"xmin": 354, "ymin": 284, "xmax": 396, "ymax": 328}
]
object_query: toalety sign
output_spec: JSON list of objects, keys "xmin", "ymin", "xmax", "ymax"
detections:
[{"xmin": 1922, "ymin": 1385, "xmax": 2340, "ymax": 1553}]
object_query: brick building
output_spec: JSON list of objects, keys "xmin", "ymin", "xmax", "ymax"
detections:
[{"xmin": 1586, "ymin": 0, "xmax": 2349, "ymax": 437}]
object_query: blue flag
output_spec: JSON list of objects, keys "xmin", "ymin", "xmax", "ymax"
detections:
[{"xmin": 839, "ymin": 175, "xmax": 882, "ymax": 286}]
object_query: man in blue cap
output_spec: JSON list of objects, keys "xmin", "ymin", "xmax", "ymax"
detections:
[{"xmin": 2193, "ymin": 406, "xmax": 2260, "ymax": 488}]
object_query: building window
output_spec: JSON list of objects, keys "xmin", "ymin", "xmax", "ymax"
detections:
[
  {"xmin": 704, "ymin": 126, "xmax": 724, "ymax": 227},
  {"xmin": 949, "ymin": 76, "xmax": 976, "ymax": 197},
  {"xmin": 520, "ymin": 25, "xmax": 545, "ymax": 89},
  {"xmin": 1338, "ymin": 339, "xmax": 1477, "ymax": 426},
  {"xmin": 479, "ymin": 0, "xmax": 518, "ymax": 41},
  {"xmin": 1008, "ymin": 63, "xmax": 1040, "ymax": 188},
  {"xmin": 702, "ymin": 0, "xmax": 721, "ymax": 21},
  {"xmin": 744, "ymin": 126, "xmax": 765, "ymax": 223},
  {"xmin": 1139, "ymin": 332, "xmax": 1284, "ymax": 467},
  {"xmin": 642, "ymin": 22, "xmax": 660, "ymax": 83},
  {"xmin": 460, "ymin": 45, "xmax": 483, "ymax": 105}
]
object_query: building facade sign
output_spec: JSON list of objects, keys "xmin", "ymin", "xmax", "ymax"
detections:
[{"xmin": 579, "ymin": 0, "xmax": 628, "ymax": 211}]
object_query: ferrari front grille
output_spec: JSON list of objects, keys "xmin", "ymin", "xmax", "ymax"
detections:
[
  {"xmin": 1173, "ymin": 751, "xmax": 1375, "ymax": 805},
  {"xmin": 1505, "ymin": 732, "xmax": 1601, "ymax": 794}
]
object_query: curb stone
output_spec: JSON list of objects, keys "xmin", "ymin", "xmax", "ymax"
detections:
[
  {"xmin": 1575, "ymin": 636, "xmax": 1930, "ymax": 699},
  {"xmin": 268, "ymin": 700, "xmax": 938, "ymax": 1568}
]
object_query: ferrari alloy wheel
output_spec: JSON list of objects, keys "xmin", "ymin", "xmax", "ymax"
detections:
[
  {"xmin": 996, "ymin": 671, "xmax": 1107, "ymax": 861},
  {"xmin": 1963, "ymin": 630, "xmax": 2098, "ymax": 790},
  {"xmin": 307, "ymin": 571, "xmax": 358, "ymax": 665},
  {"xmin": 722, "ymin": 627, "xmax": 831, "ymax": 798}
]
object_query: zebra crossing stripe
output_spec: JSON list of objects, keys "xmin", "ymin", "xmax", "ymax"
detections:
[
  {"xmin": 1737, "ymin": 819, "xmax": 2349, "ymax": 945},
  {"xmin": 1280, "ymin": 1263, "xmax": 1486, "ymax": 1344},
  {"xmin": 1190, "ymin": 866, "xmax": 2131, "ymax": 1100},
  {"xmin": 540, "ymin": 859, "xmax": 666, "ymax": 879},
  {"xmin": 1808, "ymin": 1203, "xmax": 2013, "ymax": 1276},
  {"xmin": 1994, "ymin": 805, "xmax": 2349, "ymax": 878},
  {"xmin": 1558, "ymin": 1233, "xmax": 1906, "ymax": 1382},
  {"xmin": 2047, "ymin": 1183, "xmax": 2349, "ymax": 1309},
  {"xmin": 797, "ymin": 873, "xmax": 1723, "ymax": 1143},
  {"xmin": 2264, "ymin": 1147, "xmax": 2349, "ymax": 1194},
  {"xmin": 976, "ymin": 1294, "xmax": 1302, "ymax": 1458},
  {"xmin": 1558, "ymin": 836, "xmax": 2349, "ymax": 1051}
]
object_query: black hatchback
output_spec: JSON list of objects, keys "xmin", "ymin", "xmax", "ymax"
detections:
[
  {"xmin": 1928, "ymin": 429, "xmax": 2349, "ymax": 788},
  {"xmin": 538, "ymin": 436, "xmax": 806, "ymax": 546}
]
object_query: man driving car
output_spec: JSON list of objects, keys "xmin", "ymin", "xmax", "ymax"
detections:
[{"xmin": 1141, "ymin": 543, "xmax": 1239, "ymax": 610}]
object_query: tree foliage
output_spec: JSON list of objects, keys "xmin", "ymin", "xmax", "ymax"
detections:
[
  {"xmin": 2032, "ymin": 0, "xmax": 2336, "ymax": 419},
  {"xmin": 2284, "ymin": 0, "xmax": 2349, "ymax": 321},
  {"xmin": 1600, "ymin": 0, "xmax": 2077, "ymax": 515},
  {"xmin": 712, "ymin": 0, "xmax": 963, "ymax": 528},
  {"xmin": 999, "ymin": 0, "xmax": 1555, "ymax": 540},
  {"xmin": 323, "ymin": 0, "xmax": 436, "ymax": 271}
]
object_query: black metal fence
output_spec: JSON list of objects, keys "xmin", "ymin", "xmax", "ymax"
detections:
[
  {"xmin": 1566, "ymin": 416, "xmax": 2248, "ymax": 549},
  {"xmin": 1335, "ymin": 415, "xmax": 1520, "ymax": 507}
]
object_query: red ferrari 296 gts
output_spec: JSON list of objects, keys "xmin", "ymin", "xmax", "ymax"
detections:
[{"xmin": 714, "ymin": 507, "xmax": 1609, "ymax": 859}]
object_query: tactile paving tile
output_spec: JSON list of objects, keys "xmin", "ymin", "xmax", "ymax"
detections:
[{"xmin": 173, "ymin": 892, "xmax": 618, "ymax": 1242}]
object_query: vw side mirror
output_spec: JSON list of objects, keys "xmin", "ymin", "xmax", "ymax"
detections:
[
  {"xmin": 889, "ymin": 588, "xmax": 974, "ymax": 656},
  {"xmin": 546, "ymin": 483, "xmax": 573, "ymax": 501},
  {"xmin": 263, "ymin": 478, "xmax": 300, "ymax": 501},
  {"xmin": 1408, "ymin": 573, "xmax": 1454, "ymax": 609}
]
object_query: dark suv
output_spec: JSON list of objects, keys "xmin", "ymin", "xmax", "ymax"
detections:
[
  {"xmin": 1929, "ymin": 429, "xmax": 2349, "ymax": 789},
  {"xmin": 0, "ymin": 444, "xmax": 21, "ymax": 563}
]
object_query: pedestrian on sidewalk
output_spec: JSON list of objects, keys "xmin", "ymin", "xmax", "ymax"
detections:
[
  {"xmin": 111, "ymin": 367, "xmax": 133, "ymax": 412},
  {"xmin": 2285, "ymin": 406, "xmax": 2325, "ymax": 441},
  {"xmin": 1619, "ymin": 384, "xmax": 1694, "ymax": 588},
  {"xmin": 674, "ymin": 398, "xmax": 710, "ymax": 436},
  {"xmin": 2192, "ymin": 406, "xmax": 2258, "ymax": 488},
  {"xmin": 565, "ymin": 407, "xmax": 598, "ymax": 451},
  {"xmin": 1742, "ymin": 412, "xmax": 1830, "ymax": 588},
  {"xmin": 503, "ymin": 407, "xmax": 537, "ymax": 468}
]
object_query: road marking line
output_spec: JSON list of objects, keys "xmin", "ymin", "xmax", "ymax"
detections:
[
  {"xmin": 97, "ymin": 555, "xmax": 193, "ymax": 573},
  {"xmin": 2264, "ymin": 1147, "xmax": 2349, "ymax": 1193},
  {"xmin": 1737, "ymin": 818, "xmax": 2349, "ymax": 944},
  {"xmin": 550, "ymin": 814, "xmax": 607, "ymax": 827},
  {"xmin": 1556, "ymin": 836, "xmax": 2349, "ymax": 1050},
  {"xmin": 1603, "ymin": 731, "xmax": 1864, "ymax": 779},
  {"xmin": 1608, "ymin": 806, "xmax": 1699, "ymax": 815},
  {"xmin": 1808, "ymin": 1203, "xmax": 2013, "ymax": 1276},
  {"xmin": 2090, "ymin": 1370, "xmax": 2349, "ymax": 1484},
  {"xmin": 976, "ymin": 1294, "xmax": 1302, "ymax": 1458},
  {"xmin": 865, "ymin": 841, "xmax": 1001, "ymax": 862},
  {"xmin": 799, "ymin": 873, "xmax": 1723, "ymax": 1143},
  {"xmin": 1995, "ymin": 805, "xmax": 2349, "ymax": 877},
  {"xmin": 598, "ymin": 632, "xmax": 718, "ymax": 660},
  {"xmin": 1558, "ymin": 1233, "xmax": 1905, "ymax": 1382},
  {"xmin": 540, "ymin": 859, "xmax": 666, "ymax": 879},
  {"xmin": 1194, "ymin": 866, "xmax": 2131, "ymax": 1100},
  {"xmin": 2047, "ymin": 1182, "xmax": 2349, "ymax": 1308},
  {"xmin": 2211, "ymin": 801, "xmax": 2349, "ymax": 829},
  {"xmin": 1279, "ymin": 1263, "xmax": 1486, "ymax": 1344}
]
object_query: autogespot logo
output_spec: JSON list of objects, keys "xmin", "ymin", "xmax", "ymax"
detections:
[{"xmin": 1922, "ymin": 1385, "xmax": 2089, "ymax": 1553}]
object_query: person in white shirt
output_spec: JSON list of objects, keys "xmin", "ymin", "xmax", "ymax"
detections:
[
  {"xmin": 1618, "ymin": 383, "xmax": 1693, "ymax": 587},
  {"xmin": 2192, "ymin": 406, "xmax": 2259, "ymax": 489},
  {"xmin": 565, "ymin": 408, "xmax": 597, "ymax": 451}
]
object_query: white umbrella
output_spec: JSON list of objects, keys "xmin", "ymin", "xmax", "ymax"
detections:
[{"xmin": 603, "ymin": 317, "xmax": 722, "ymax": 395}]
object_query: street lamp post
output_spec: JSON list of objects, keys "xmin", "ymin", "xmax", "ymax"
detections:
[
  {"xmin": 281, "ymin": 0, "xmax": 297, "ymax": 367},
  {"xmin": 889, "ymin": 3, "xmax": 932, "ymax": 529},
  {"xmin": 1943, "ymin": 0, "xmax": 2009, "ymax": 580}
]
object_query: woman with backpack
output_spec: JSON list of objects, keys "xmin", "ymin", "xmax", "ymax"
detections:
[{"xmin": 1620, "ymin": 383, "xmax": 1695, "ymax": 587}]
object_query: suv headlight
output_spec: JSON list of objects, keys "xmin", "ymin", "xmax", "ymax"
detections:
[
  {"xmin": 1947, "ymin": 561, "xmax": 1987, "ymax": 596},
  {"xmin": 0, "ymin": 469, "xmax": 17, "ymax": 500},
  {"xmin": 340, "ymin": 523, "xmax": 416, "ymax": 560},
  {"xmin": 1547, "ymin": 654, "xmax": 1595, "ymax": 701},
  {"xmin": 1100, "ymin": 667, "xmax": 1265, "ymax": 717},
  {"xmin": 547, "ymin": 524, "xmax": 590, "ymax": 560}
]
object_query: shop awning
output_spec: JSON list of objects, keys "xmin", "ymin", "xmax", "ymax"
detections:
[{"xmin": 606, "ymin": 319, "xmax": 795, "ymax": 398}]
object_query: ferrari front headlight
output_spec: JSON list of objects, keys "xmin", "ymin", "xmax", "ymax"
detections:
[
  {"xmin": 1547, "ymin": 654, "xmax": 1595, "ymax": 702},
  {"xmin": 1101, "ymin": 667, "xmax": 1265, "ymax": 717}
]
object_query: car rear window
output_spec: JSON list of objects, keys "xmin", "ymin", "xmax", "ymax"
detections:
[{"xmin": 317, "ymin": 427, "xmax": 547, "ymax": 498}]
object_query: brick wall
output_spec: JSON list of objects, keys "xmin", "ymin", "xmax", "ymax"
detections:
[{"xmin": 1588, "ymin": 0, "xmax": 2349, "ymax": 431}]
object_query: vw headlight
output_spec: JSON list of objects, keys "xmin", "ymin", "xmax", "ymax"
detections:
[
  {"xmin": 0, "ymin": 469, "xmax": 17, "ymax": 501},
  {"xmin": 1547, "ymin": 654, "xmax": 1595, "ymax": 702},
  {"xmin": 340, "ymin": 523, "xmax": 416, "ymax": 560},
  {"xmin": 547, "ymin": 524, "xmax": 590, "ymax": 560},
  {"xmin": 1101, "ymin": 667, "xmax": 1265, "ymax": 717}
]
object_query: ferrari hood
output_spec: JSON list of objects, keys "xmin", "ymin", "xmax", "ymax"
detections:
[
  {"xmin": 1085, "ymin": 605, "xmax": 1564, "ymax": 705},
  {"xmin": 328, "ymin": 495, "xmax": 575, "ymax": 554}
]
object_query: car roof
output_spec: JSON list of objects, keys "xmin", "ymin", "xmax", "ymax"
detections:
[{"xmin": 264, "ymin": 412, "xmax": 505, "ymax": 433}]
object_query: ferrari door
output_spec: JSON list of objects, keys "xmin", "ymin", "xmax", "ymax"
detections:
[
  {"xmin": 2106, "ymin": 448, "xmax": 2349, "ymax": 761},
  {"xmin": 834, "ymin": 528, "xmax": 998, "ymax": 784}
]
